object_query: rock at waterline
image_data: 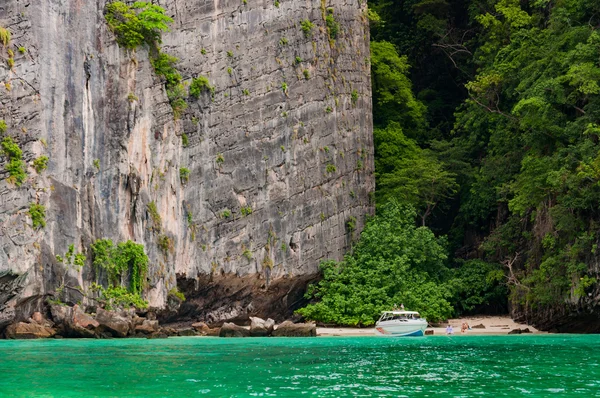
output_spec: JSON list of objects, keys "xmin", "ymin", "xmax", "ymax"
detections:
[
  {"xmin": 5, "ymin": 322, "xmax": 56, "ymax": 339},
  {"xmin": 272, "ymin": 321, "xmax": 316, "ymax": 337},
  {"xmin": 192, "ymin": 322, "xmax": 220, "ymax": 336},
  {"xmin": 249, "ymin": 317, "xmax": 275, "ymax": 337},
  {"xmin": 96, "ymin": 308, "xmax": 131, "ymax": 337},
  {"xmin": 178, "ymin": 328, "xmax": 197, "ymax": 337},
  {"xmin": 219, "ymin": 322, "xmax": 251, "ymax": 337},
  {"xmin": 135, "ymin": 320, "xmax": 159, "ymax": 334}
]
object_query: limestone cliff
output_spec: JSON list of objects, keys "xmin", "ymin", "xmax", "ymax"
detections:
[{"xmin": 0, "ymin": 0, "xmax": 374, "ymax": 329}]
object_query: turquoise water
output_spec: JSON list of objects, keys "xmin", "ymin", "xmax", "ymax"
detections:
[{"xmin": 1, "ymin": 335, "xmax": 599, "ymax": 397}]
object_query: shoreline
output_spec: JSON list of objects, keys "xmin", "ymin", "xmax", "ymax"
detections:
[{"xmin": 316, "ymin": 315, "xmax": 545, "ymax": 337}]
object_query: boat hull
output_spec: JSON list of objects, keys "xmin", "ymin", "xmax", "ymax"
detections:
[{"xmin": 374, "ymin": 322, "xmax": 427, "ymax": 337}]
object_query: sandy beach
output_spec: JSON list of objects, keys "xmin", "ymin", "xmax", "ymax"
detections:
[{"xmin": 316, "ymin": 315, "xmax": 543, "ymax": 336}]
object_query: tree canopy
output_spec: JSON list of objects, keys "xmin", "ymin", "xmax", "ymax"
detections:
[{"xmin": 299, "ymin": 0, "xmax": 600, "ymax": 324}]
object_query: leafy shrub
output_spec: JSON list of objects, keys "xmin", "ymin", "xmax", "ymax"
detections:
[
  {"xmin": 151, "ymin": 52, "xmax": 181, "ymax": 87},
  {"xmin": 351, "ymin": 89, "xmax": 358, "ymax": 105},
  {"xmin": 29, "ymin": 203, "xmax": 46, "ymax": 229},
  {"xmin": 151, "ymin": 53, "xmax": 187, "ymax": 117},
  {"xmin": 168, "ymin": 287, "xmax": 186, "ymax": 301},
  {"xmin": 170, "ymin": 98, "xmax": 187, "ymax": 119},
  {"xmin": 105, "ymin": 1, "xmax": 172, "ymax": 49},
  {"xmin": 297, "ymin": 202, "xmax": 453, "ymax": 325},
  {"xmin": 326, "ymin": 163, "xmax": 336, "ymax": 173},
  {"xmin": 0, "ymin": 27, "xmax": 10, "ymax": 47},
  {"xmin": 179, "ymin": 167, "xmax": 190, "ymax": 183},
  {"xmin": 98, "ymin": 286, "xmax": 148, "ymax": 310},
  {"xmin": 147, "ymin": 201, "xmax": 162, "ymax": 231},
  {"xmin": 303, "ymin": 69, "xmax": 310, "ymax": 79},
  {"xmin": 33, "ymin": 156, "xmax": 48, "ymax": 173},
  {"xmin": 241, "ymin": 206, "xmax": 252, "ymax": 216},
  {"xmin": 189, "ymin": 76, "xmax": 214, "ymax": 98},
  {"xmin": 1, "ymin": 137, "xmax": 27, "ymax": 186},
  {"xmin": 0, "ymin": 120, "xmax": 6, "ymax": 133},
  {"xmin": 325, "ymin": 9, "xmax": 339, "ymax": 39},
  {"xmin": 158, "ymin": 234, "xmax": 173, "ymax": 255},
  {"xmin": 91, "ymin": 239, "xmax": 149, "ymax": 296},
  {"xmin": 446, "ymin": 260, "xmax": 508, "ymax": 315},
  {"xmin": 346, "ymin": 216, "xmax": 356, "ymax": 233},
  {"xmin": 181, "ymin": 133, "xmax": 189, "ymax": 147},
  {"xmin": 221, "ymin": 209, "xmax": 231, "ymax": 218},
  {"xmin": 56, "ymin": 244, "xmax": 86, "ymax": 270},
  {"xmin": 301, "ymin": 20, "xmax": 314, "ymax": 38}
]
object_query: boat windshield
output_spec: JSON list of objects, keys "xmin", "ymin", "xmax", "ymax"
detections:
[{"xmin": 378, "ymin": 312, "xmax": 421, "ymax": 322}]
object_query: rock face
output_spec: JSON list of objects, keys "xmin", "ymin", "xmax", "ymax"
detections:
[{"xmin": 0, "ymin": 0, "xmax": 373, "ymax": 330}]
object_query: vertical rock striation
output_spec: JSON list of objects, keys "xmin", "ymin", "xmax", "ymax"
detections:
[{"xmin": 0, "ymin": 0, "xmax": 373, "ymax": 328}]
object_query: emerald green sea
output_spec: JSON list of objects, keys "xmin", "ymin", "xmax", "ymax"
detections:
[{"xmin": 1, "ymin": 335, "xmax": 599, "ymax": 397}]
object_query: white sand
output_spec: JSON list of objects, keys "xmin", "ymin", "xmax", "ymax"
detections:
[{"xmin": 316, "ymin": 315, "xmax": 543, "ymax": 337}]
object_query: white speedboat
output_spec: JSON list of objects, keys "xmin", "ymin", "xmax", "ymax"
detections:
[{"xmin": 375, "ymin": 311, "xmax": 427, "ymax": 336}]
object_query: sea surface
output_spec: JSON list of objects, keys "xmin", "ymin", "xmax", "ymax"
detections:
[{"xmin": 0, "ymin": 334, "xmax": 599, "ymax": 397}]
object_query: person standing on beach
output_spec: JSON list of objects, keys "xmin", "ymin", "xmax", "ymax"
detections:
[{"xmin": 446, "ymin": 325, "xmax": 454, "ymax": 335}]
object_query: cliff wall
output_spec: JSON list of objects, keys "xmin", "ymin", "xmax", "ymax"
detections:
[{"xmin": 0, "ymin": 0, "xmax": 374, "ymax": 328}]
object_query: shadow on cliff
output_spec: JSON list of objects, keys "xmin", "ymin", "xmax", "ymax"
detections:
[{"xmin": 157, "ymin": 273, "xmax": 320, "ymax": 327}]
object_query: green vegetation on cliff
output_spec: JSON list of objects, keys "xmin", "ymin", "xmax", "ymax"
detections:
[
  {"xmin": 105, "ymin": 1, "xmax": 172, "ymax": 49},
  {"xmin": 1, "ymin": 136, "xmax": 27, "ymax": 186},
  {"xmin": 91, "ymin": 239, "xmax": 149, "ymax": 297}
]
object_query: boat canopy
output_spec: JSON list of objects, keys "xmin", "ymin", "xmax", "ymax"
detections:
[
  {"xmin": 377, "ymin": 311, "xmax": 423, "ymax": 322},
  {"xmin": 380, "ymin": 311, "xmax": 420, "ymax": 316}
]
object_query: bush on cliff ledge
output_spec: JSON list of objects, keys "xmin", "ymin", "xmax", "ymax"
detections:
[{"xmin": 105, "ymin": 1, "xmax": 172, "ymax": 49}]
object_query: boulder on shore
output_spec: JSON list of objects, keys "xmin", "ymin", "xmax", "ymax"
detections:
[
  {"xmin": 471, "ymin": 324, "xmax": 486, "ymax": 329},
  {"xmin": 272, "ymin": 321, "xmax": 316, "ymax": 337},
  {"xmin": 249, "ymin": 317, "xmax": 275, "ymax": 337},
  {"xmin": 508, "ymin": 327, "xmax": 532, "ymax": 334},
  {"xmin": 219, "ymin": 322, "xmax": 251, "ymax": 337},
  {"xmin": 192, "ymin": 322, "xmax": 220, "ymax": 336},
  {"xmin": 135, "ymin": 320, "xmax": 159, "ymax": 334},
  {"xmin": 50, "ymin": 304, "xmax": 98, "ymax": 338},
  {"xmin": 5, "ymin": 322, "xmax": 56, "ymax": 339},
  {"xmin": 178, "ymin": 328, "xmax": 197, "ymax": 336},
  {"xmin": 96, "ymin": 308, "xmax": 131, "ymax": 337}
]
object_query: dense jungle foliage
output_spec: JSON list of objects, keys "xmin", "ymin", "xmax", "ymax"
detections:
[{"xmin": 300, "ymin": 0, "xmax": 600, "ymax": 325}]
